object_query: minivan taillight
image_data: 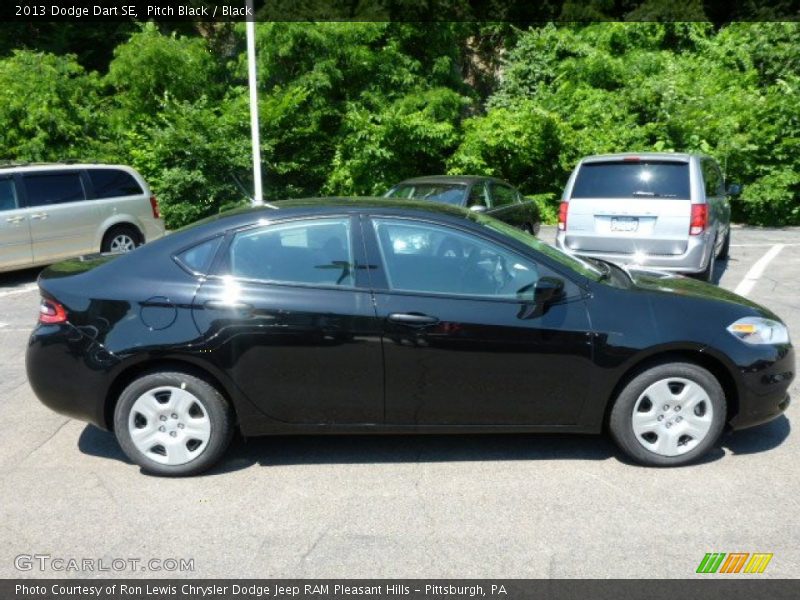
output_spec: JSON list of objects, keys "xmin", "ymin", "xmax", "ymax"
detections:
[
  {"xmin": 39, "ymin": 299, "xmax": 67, "ymax": 325},
  {"xmin": 150, "ymin": 195, "xmax": 161, "ymax": 219},
  {"xmin": 690, "ymin": 204, "xmax": 707, "ymax": 235},
  {"xmin": 558, "ymin": 201, "xmax": 568, "ymax": 231}
]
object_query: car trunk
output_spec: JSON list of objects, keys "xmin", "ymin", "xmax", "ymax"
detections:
[{"xmin": 565, "ymin": 159, "xmax": 692, "ymax": 256}]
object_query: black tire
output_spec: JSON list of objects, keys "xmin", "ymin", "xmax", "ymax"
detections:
[
  {"xmin": 717, "ymin": 228, "xmax": 731, "ymax": 260},
  {"xmin": 114, "ymin": 371, "xmax": 234, "ymax": 476},
  {"xmin": 695, "ymin": 240, "xmax": 717, "ymax": 283},
  {"xmin": 101, "ymin": 224, "xmax": 141, "ymax": 254},
  {"xmin": 608, "ymin": 362, "xmax": 726, "ymax": 467}
]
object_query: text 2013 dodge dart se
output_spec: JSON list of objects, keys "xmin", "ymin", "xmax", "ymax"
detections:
[{"xmin": 26, "ymin": 199, "xmax": 793, "ymax": 475}]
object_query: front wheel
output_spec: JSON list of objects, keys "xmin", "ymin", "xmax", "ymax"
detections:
[
  {"xmin": 608, "ymin": 362, "xmax": 726, "ymax": 467},
  {"xmin": 114, "ymin": 371, "xmax": 234, "ymax": 476}
]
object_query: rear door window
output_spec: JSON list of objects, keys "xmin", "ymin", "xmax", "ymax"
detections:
[
  {"xmin": 88, "ymin": 169, "xmax": 143, "ymax": 198},
  {"xmin": 23, "ymin": 172, "xmax": 86, "ymax": 207},
  {"xmin": 0, "ymin": 178, "xmax": 17, "ymax": 211},
  {"xmin": 228, "ymin": 218, "xmax": 354, "ymax": 287},
  {"xmin": 490, "ymin": 183, "xmax": 518, "ymax": 207},
  {"xmin": 571, "ymin": 161, "xmax": 691, "ymax": 199}
]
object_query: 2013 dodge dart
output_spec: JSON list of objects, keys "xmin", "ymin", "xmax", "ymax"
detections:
[{"xmin": 26, "ymin": 199, "xmax": 793, "ymax": 475}]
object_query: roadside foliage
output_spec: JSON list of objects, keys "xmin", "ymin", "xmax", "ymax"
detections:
[{"xmin": 0, "ymin": 21, "xmax": 797, "ymax": 228}]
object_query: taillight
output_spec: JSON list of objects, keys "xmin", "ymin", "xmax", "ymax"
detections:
[
  {"xmin": 558, "ymin": 202, "xmax": 568, "ymax": 231},
  {"xmin": 39, "ymin": 298, "xmax": 67, "ymax": 325},
  {"xmin": 149, "ymin": 195, "xmax": 161, "ymax": 219},
  {"xmin": 690, "ymin": 204, "xmax": 707, "ymax": 235}
]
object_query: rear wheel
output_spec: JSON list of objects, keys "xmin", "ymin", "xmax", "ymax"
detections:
[
  {"xmin": 717, "ymin": 229, "xmax": 731, "ymax": 260},
  {"xmin": 114, "ymin": 371, "xmax": 234, "ymax": 476},
  {"xmin": 695, "ymin": 239, "xmax": 717, "ymax": 282},
  {"xmin": 609, "ymin": 362, "xmax": 726, "ymax": 467},
  {"xmin": 102, "ymin": 225, "xmax": 141, "ymax": 254}
]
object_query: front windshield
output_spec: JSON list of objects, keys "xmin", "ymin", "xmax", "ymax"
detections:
[
  {"xmin": 387, "ymin": 183, "xmax": 467, "ymax": 206},
  {"xmin": 473, "ymin": 213, "xmax": 604, "ymax": 280}
]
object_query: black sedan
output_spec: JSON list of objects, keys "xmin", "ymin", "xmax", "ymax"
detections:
[
  {"xmin": 27, "ymin": 199, "xmax": 793, "ymax": 475},
  {"xmin": 385, "ymin": 175, "xmax": 541, "ymax": 235}
]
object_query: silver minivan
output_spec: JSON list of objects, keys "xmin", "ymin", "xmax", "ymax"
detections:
[
  {"xmin": 555, "ymin": 153, "xmax": 735, "ymax": 281},
  {"xmin": 0, "ymin": 163, "xmax": 166, "ymax": 273}
]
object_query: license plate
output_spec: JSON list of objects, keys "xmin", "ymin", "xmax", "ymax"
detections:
[{"xmin": 611, "ymin": 217, "xmax": 639, "ymax": 232}]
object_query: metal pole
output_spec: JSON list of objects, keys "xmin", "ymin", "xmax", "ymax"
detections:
[{"xmin": 246, "ymin": 2, "xmax": 264, "ymax": 206}]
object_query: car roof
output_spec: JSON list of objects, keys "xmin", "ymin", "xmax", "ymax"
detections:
[
  {"xmin": 0, "ymin": 162, "xmax": 139, "ymax": 173},
  {"xmin": 176, "ymin": 197, "xmax": 474, "ymax": 236},
  {"xmin": 393, "ymin": 175, "xmax": 507, "ymax": 186},
  {"xmin": 579, "ymin": 152, "xmax": 697, "ymax": 164}
]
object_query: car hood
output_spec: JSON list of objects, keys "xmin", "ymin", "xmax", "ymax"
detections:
[{"xmin": 626, "ymin": 267, "xmax": 779, "ymax": 318}]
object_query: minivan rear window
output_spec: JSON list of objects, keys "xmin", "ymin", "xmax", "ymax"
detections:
[
  {"xmin": 88, "ymin": 169, "xmax": 143, "ymax": 198},
  {"xmin": 571, "ymin": 161, "xmax": 690, "ymax": 199}
]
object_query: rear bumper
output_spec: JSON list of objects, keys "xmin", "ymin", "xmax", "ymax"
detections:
[
  {"xmin": 26, "ymin": 324, "xmax": 116, "ymax": 430},
  {"xmin": 556, "ymin": 229, "xmax": 712, "ymax": 273}
]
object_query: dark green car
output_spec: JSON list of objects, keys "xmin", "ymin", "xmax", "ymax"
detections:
[{"xmin": 385, "ymin": 175, "xmax": 541, "ymax": 236}]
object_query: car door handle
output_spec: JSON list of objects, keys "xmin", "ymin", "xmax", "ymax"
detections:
[
  {"xmin": 5, "ymin": 216, "xmax": 25, "ymax": 224},
  {"xmin": 388, "ymin": 312, "xmax": 440, "ymax": 326},
  {"xmin": 204, "ymin": 300, "xmax": 254, "ymax": 313},
  {"xmin": 30, "ymin": 213, "xmax": 48, "ymax": 220}
]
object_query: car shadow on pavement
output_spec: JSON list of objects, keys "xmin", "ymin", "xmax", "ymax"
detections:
[
  {"xmin": 78, "ymin": 414, "xmax": 791, "ymax": 476},
  {"xmin": 0, "ymin": 267, "xmax": 43, "ymax": 287},
  {"xmin": 721, "ymin": 415, "xmax": 791, "ymax": 455}
]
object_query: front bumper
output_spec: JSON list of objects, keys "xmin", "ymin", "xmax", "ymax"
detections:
[
  {"xmin": 555, "ymin": 230, "xmax": 712, "ymax": 273},
  {"xmin": 728, "ymin": 344, "xmax": 795, "ymax": 430}
]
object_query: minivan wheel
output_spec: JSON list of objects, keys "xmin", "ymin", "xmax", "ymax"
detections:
[
  {"xmin": 102, "ymin": 225, "xmax": 141, "ymax": 254},
  {"xmin": 718, "ymin": 229, "xmax": 731, "ymax": 260},
  {"xmin": 609, "ymin": 362, "xmax": 726, "ymax": 467},
  {"xmin": 696, "ymin": 244, "xmax": 717, "ymax": 283},
  {"xmin": 114, "ymin": 371, "xmax": 234, "ymax": 476}
]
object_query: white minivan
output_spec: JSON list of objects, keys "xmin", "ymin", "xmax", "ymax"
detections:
[
  {"xmin": 0, "ymin": 163, "xmax": 166, "ymax": 273},
  {"xmin": 555, "ymin": 153, "xmax": 736, "ymax": 282}
]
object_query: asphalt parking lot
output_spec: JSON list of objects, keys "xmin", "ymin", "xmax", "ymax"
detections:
[{"xmin": 0, "ymin": 225, "xmax": 798, "ymax": 579}]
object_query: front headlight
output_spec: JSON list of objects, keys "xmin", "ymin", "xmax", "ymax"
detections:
[{"xmin": 727, "ymin": 317, "xmax": 790, "ymax": 345}]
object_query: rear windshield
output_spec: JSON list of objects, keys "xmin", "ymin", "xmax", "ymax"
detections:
[
  {"xmin": 387, "ymin": 183, "xmax": 467, "ymax": 206},
  {"xmin": 571, "ymin": 161, "xmax": 690, "ymax": 199}
]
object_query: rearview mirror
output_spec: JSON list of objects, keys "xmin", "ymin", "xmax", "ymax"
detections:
[{"xmin": 727, "ymin": 183, "xmax": 742, "ymax": 196}]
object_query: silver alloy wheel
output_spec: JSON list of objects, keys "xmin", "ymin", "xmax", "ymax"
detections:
[
  {"xmin": 109, "ymin": 234, "xmax": 136, "ymax": 253},
  {"xmin": 631, "ymin": 377, "xmax": 714, "ymax": 457},
  {"xmin": 128, "ymin": 386, "xmax": 212, "ymax": 466}
]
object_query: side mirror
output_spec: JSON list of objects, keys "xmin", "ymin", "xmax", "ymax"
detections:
[
  {"xmin": 517, "ymin": 277, "xmax": 564, "ymax": 319},
  {"xmin": 534, "ymin": 276, "xmax": 565, "ymax": 306},
  {"xmin": 727, "ymin": 183, "xmax": 742, "ymax": 196},
  {"xmin": 469, "ymin": 205, "xmax": 487, "ymax": 213}
]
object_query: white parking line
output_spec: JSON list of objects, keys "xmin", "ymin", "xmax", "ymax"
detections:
[
  {"xmin": 734, "ymin": 244, "xmax": 785, "ymax": 297},
  {"xmin": 0, "ymin": 283, "xmax": 38, "ymax": 298},
  {"xmin": 731, "ymin": 243, "xmax": 800, "ymax": 247}
]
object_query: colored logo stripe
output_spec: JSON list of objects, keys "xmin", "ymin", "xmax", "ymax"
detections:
[
  {"xmin": 697, "ymin": 553, "xmax": 726, "ymax": 573},
  {"xmin": 697, "ymin": 552, "xmax": 773, "ymax": 574},
  {"xmin": 744, "ymin": 553, "xmax": 773, "ymax": 574}
]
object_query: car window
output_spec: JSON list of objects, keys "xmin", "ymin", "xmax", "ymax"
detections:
[
  {"xmin": 467, "ymin": 183, "xmax": 488, "ymax": 208},
  {"xmin": 372, "ymin": 218, "xmax": 540, "ymax": 298},
  {"xmin": 229, "ymin": 218, "xmax": 354, "ymax": 287},
  {"xmin": 24, "ymin": 172, "xmax": 86, "ymax": 207},
  {"xmin": 88, "ymin": 169, "xmax": 143, "ymax": 198},
  {"xmin": 571, "ymin": 161, "xmax": 690, "ymax": 199},
  {"xmin": 701, "ymin": 160, "xmax": 723, "ymax": 197},
  {"xmin": 386, "ymin": 183, "xmax": 467, "ymax": 206},
  {"xmin": 491, "ymin": 183, "xmax": 518, "ymax": 207},
  {"xmin": 176, "ymin": 237, "xmax": 222, "ymax": 275},
  {"xmin": 0, "ymin": 178, "xmax": 17, "ymax": 212}
]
